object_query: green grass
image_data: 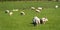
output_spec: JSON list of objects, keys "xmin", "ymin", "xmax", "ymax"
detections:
[{"xmin": 0, "ymin": 1, "xmax": 60, "ymax": 30}]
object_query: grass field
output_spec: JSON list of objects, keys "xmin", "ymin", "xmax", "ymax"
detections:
[{"xmin": 0, "ymin": 1, "xmax": 60, "ymax": 30}]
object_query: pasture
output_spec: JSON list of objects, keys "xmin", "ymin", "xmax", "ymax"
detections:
[{"xmin": 0, "ymin": 1, "xmax": 60, "ymax": 30}]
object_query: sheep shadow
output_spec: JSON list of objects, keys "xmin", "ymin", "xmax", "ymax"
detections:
[{"xmin": 30, "ymin": 22, "xmax": 38, "ymax": 26}]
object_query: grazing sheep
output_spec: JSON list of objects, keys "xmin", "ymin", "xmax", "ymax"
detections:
[
  {"xmin": 55, "ymin": 5, "xmax": 58, "ymax": 8},
  {"xmin": 9, "ymin": 12, "xmax": 13, "ymax": 16},
  {"xmin": 41, "ymin": 17, "xmax": 48, "ymax": 24},
  {"xmin": 5, "ymin": 10, "xmax": 10, "ymax": 13},
  {"xmin": 31, "ymin": 7, "xmax": 35, "ymax": 10},
  {"xmin": 37, "ymin": 7, "xmax": 42, "ymax": 11},
  {"xmin": 12, "ymin": 9, "xmax": 18, "ymax": 11},
  {"xmin": 32, "ymin": 16, "xmax": 40, "ymax": 26},
  {"xmin": 36, "ymin": 9, "xmax": 40, "ymax": 13},
  {"xmin": 20, "ymin": 11, "xmax": 25, "ymax": 15}
]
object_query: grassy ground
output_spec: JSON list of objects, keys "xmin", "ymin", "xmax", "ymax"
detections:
[{"xmin": 0, "ymin": 1, "xmax": 60, "ymax": 30}]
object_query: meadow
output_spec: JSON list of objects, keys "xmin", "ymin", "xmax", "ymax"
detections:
[{"xmin": 0, "ymin": 1, "xmax": 60, "ymax": 30}]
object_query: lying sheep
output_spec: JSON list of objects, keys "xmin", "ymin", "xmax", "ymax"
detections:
[
  {"xmin": 55, "ymin": 5, "xmax": 58, "ymax": 8},
  {"xmin": 9, "ymin": 12, "xmax": 13, "ymax": 16},
  {"xmin": 12, "ymin": 9, "xmax": 19, "ymax": 11},
  {"xmin": 37, "ymin": 7, "xmax": 42, "ymax": 11},
  {"xmin": 31, "ymin": 7, "xmax": 35, "ymax": 10},
  {"xmin": 5, "ymin": 10, "xmax": 10, "ymax": 13},
  {"xmin": 20, "ymin": 11, "xmax": 25, "ymax": 15}
]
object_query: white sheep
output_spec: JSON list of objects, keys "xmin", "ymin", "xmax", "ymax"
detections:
[
  {"xmin": 12, "ymin": 9, "xmax": 18, "ymax": 11},
  {"xmin": 41, "ymin": 17, "xmax": 48, "ymax": 24},
  {"xmin": 36, "ymin": 9, "xmax": 40, "ymax": 13},
  {"xmin": 9, "ymin": 12, "xmax": 13, "ymax": 16},
  {"xmin": 20, "ymin": 11, "xmax": 25, "ymax": 15},
  {"xmin": 31, "ymin": 7, "xmax": 35, "ymax": 10},
  {"xmin": 33, "ymin": 16, "xmax": 40, "ymax": 26},
  {"xmin": 55, "ymin": 5, "xmax": 58, "ymax": 8},
  {"xmin": 37, "ymin": 7, "xmax": 42, "ymax": 11},
  {"xmin": 5, "ymin": 10, "xmax": 10, "ymax": 13}
]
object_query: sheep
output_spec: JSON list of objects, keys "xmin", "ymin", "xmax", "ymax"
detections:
[
  {"xmin": 37, "ymin": 7, "xmax": 42, "ymax": 11},
  {"xmin": 55, "ymin": 5, "xmax": 58, "ymax": 8},
  {"xmin": 9, "ymin": 12, "xmax": 13, "ymax": 16},
  {"xmin": 31, "ymin": 7, "xmax": 35, "ymax": 10},
  {"xmin": 20, "ymin": 11, "xmax": 25, "ymax": 15},
  {"xmin": 35, "ymin": 9, "xmax": 40, "ymax": 13},
  {"xmin": 33, "ymin": 16, "xmax": 40, "ymax": 26},
  {"xmin": 41, "ymin": 17, "xmax": 48, "ymax": 24},
  {"xmin": 12, "ymin": 9, "xmax": 18, "ymax": 11},
  {"xmin": 5, "ymin": 10, "xmax": 10, "ymax": 13}
]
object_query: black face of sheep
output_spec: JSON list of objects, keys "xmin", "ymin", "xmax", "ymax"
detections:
[
  {"xmin": 5, "ymin": 11, "xmax": 9, "ymax": 13},
  {"xmin": 20, "ymin": 13, "xmax": 23, "ymax": 15},
  {"xmin": 20, "ymin": 11, "xmax": 25, "ymax": 15},
  {"xmin": 40, "ymin": 19, "xmax": 43, "ymax": 24},
  {"xmin": 5, "ymin": 10, "xmax": 9, "ymax": 13},
  {"xmin": 5, "ymin": 11, "xmax": 7, "ymax": 13}
]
